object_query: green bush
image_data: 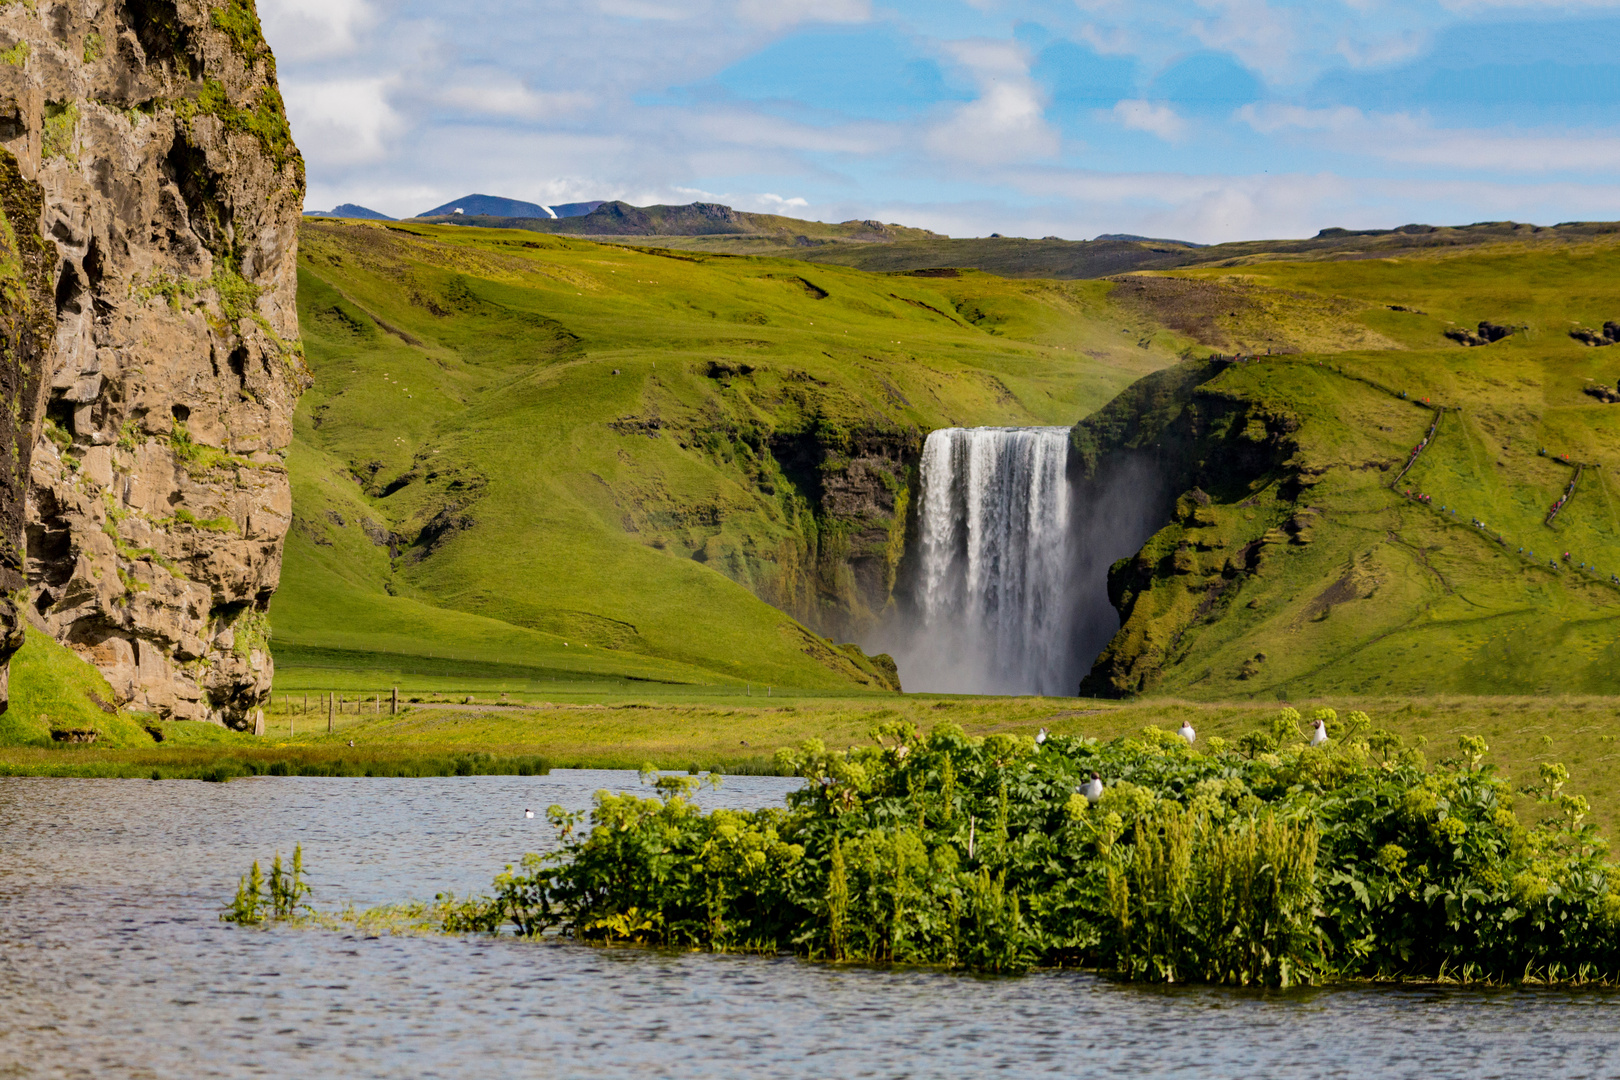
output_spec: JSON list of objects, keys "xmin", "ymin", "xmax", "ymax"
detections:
[{"xmin": 463, "ymin": 715, "xmax": 1620, "ymax": 985}]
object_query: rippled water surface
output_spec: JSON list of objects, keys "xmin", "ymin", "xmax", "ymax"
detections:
[{"xmin": 3, "ymin": 772, "xmax": 1618, "ymax": 1079}]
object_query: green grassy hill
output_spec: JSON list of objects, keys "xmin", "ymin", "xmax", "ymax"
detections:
[
  {"xmin": 1076, "ymin": 236, "xmax": 1620, "ymax": 697},
  {"xmin": 274, "ymin": 216, "xmax": 1620, "ymax": 701},
  {"xmin": 278, "ymin": 220, "xmax": 1185, "ymax": 691}
]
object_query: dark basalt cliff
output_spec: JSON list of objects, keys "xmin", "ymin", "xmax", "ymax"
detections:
[
  {"xmin": 0, "ymin": 0, "xmax": 305, "ymax": 724},
  {"xmin": 764, "ymin": 424, "xmax": 916, "ymax": 645},
  {"xmin": 1071, "ymin": 360, "xmax": 1301, "ymax": 698}
]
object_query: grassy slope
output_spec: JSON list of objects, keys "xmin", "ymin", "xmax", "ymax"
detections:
[
  {"xmin": 278, "ymin": 221, "xmax": 1182, "ymax": 690},
  {"xmin": 1090, "ymin": 237, "xmax": 1620, "ymax": 699},
  {"xmin": 0, "ymin": 629, "xmax": 152, "ymax": 747}
]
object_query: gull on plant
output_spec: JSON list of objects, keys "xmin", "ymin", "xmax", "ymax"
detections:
[
  {"xmin": 1082, "ymin": 771, "xmax": 1104, "ymax": 805},
  {"xmin": 1311, "ymin": 720, "xmax": 1329, "ymax": 747},
  {"xmin": 1179, "ymin": 721, "xmax": 1196, "ymax": 744}
]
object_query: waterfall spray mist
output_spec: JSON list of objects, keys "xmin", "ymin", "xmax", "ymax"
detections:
[{"xmin": 893, "ymin": 427, "xmax": 1075, "ymax": 695}]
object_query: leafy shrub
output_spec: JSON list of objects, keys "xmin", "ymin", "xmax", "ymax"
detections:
[{"xmin": 456, "ymin": 715, "xmax": 1620, "ymax": 986}]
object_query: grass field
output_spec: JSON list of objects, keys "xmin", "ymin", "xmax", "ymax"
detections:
[{"xmin": 7, "ymin": 689, "xmax": 1619, "ymax": 834}]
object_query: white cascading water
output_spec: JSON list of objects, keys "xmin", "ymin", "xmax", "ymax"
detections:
[{"xmin": 901, "ymin": 427, "xmax": 1074, "ymax": 695}]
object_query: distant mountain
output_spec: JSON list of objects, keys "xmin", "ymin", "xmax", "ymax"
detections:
[
  {"xmin": 397, "ymin": 199, "xmax": 1599, "ymax": 283},
  {"xmin": 529, "ymin": 201, "xmax": 762, "ymax": 236},
  {"xmin": 415, "ymin": 194, "xmax": 605, "ymax": 219},
  {"xmin": 304, "ymin": 203, "xmax": 395, "ymax": 221},
  {"xmin": 431, "ymin": 199, "xmax": 942, "ymax": 245},
  {"xmin": 1093, "ymin": 233, "xmax": 1205, "ymax": 248}
]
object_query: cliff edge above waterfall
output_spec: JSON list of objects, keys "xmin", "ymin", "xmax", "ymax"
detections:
[{"xmin": 1, "ymin": 0, "xmax": 306, "ymax": 726}]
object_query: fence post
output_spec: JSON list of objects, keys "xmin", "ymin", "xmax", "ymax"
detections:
[
  {"xmin": 391, "ymin": 686, "xmax": 398, "ymax": 715},
  {"xmin": 328, "ymin": 692, "xmax": 334, "ymax": 734},
  {"xmin": 253, "ymin": 709, "xmax": 264, "ymax": 737}
]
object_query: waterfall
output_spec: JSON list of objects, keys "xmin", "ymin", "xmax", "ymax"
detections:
[{"xmin": 899, "ymin": 427, "xmax": 1075, "ymax": 695}]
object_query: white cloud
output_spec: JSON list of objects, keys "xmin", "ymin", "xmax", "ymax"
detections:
[
  {"xmin": 926, "ymin": 40, "xmax": 1059, "ymax": 164},
  {"xmin": 735, "ymin": 0, "xmax": 870, "ymax": 29},
  {"xmin": 1110, "ymin": 99, "xmax": 1187, "ymax": 141},
  {"xmin": 1076, "ymin": 22, "xmax": 1137, "ymax": 56},
  {"xmin": 928, "ymin": 84, "xmax": 1059, "ymax": 164},
  {"xmin": 258, "ymin": 0, "xmax": 375, "ymax": 61},
  {"xmin": 1070, "ymin": 0, "xmax": 1438, "ymax": 89},
  {"xmin": 1383, "ymin": 129, "xmax": 1620, "ymax": 172},
  {"xmin": 888, "ymin": 164, "xmax": 1620, "ymax": 244},
  {"xmin": 752, "ymin": 192, "xmax": 810, "ymax": 209},
  {"xmin": 598, "ymin": 0, "xmax": 704, "ymax": 20},
  {"xmin": 1187, "ymin": 0, "xmax": 1299, "ymax": 82},
  {"xmin": 1236, "ymin": 103, "xmax": 1364, "ymax": 134},
  {"xmin": 437, "ymin": 76, "xmax": 593, "ymax": 120},
  {"xmin": 281, "ymin": 77, "xmax": 401, "ymax": 165},
  {"xmin": 1335, "ymin": 29, "xmax": 1430, "ymax": 69},
  {"xmin": 684, "ymin": 109, "xmax": 888, "ymax": 154},
  {"xmin": 1238, "ymin": 104, "xmax": 1620, "ymax": 173}
]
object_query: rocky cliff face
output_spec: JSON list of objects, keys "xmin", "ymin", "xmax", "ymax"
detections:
[
  {"xmin": 0, "ymin": 0, "xmax": 305, "ymax": 725},
  {"xmin": 764, "ymin": 425, "xmax": 917, "ymax": 644},
  {"xmin": 0, "ymin": 149, "xmax": 56, "ymax": 711}
]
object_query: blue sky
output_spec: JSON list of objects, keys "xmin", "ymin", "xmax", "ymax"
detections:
[{"xmin": 261, "ymin": 0, "xmax": 1620, "ymax": 243}]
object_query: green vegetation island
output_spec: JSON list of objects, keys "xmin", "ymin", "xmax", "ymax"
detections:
[{"xmin": 224, "ymin": 709, "xmax": 1620, "ymax": 986}]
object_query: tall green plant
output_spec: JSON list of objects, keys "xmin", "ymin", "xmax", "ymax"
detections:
[{"xmin": 221, "ymin": 844, "xmax": 311, "ymax": 925}]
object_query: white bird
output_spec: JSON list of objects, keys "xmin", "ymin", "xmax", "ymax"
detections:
[
  {"xmin": 1178, "ymin": 721, "xmax": 1196, "ymax": 745},
  {"xmin": 1311, "ymin": 719, "xmax": 1329, "ymax": 747},
  {"xmin": 524, "ymin": 808, "xmax": 534, "ymax": 819},
  {"xmin": 1035, "ymin": 727, "xmax": 1048, "ymax": 747},
  {"xmin": 1081, "ymin": 772, "xmax": 1104, "ymax": 805}
]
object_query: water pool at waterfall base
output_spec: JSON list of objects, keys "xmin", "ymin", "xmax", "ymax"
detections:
[{"xmin": 3, "ymin": 773, "xmax": 1618, "ymax": 1079}]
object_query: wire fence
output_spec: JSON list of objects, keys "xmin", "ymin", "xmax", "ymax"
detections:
[{"xmin": 254, "ymin": 679, "xmax": 888, "ymax": 733}]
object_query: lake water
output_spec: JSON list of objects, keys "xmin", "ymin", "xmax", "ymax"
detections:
[{"xmin": 2, "ymin": 771, "xmax": 1618, "ymax": 1079}]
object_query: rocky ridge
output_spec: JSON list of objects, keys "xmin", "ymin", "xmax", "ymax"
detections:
[{"xmin": 0, "ymin": 0, "xmax": 305, "ymax": 724}]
